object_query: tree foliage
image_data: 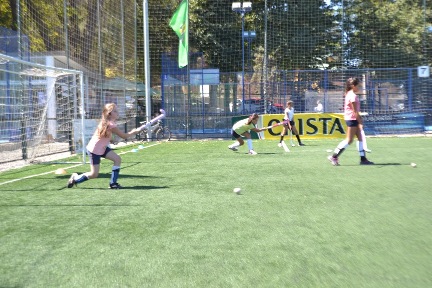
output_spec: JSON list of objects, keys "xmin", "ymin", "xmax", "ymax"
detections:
[
  {"xmin": 334, "ymin": 0, "xmax": 431, "ymax": 68},
  {"xmin": 0, "ymin": 0, "xmax": 430, "ymax": 83}
]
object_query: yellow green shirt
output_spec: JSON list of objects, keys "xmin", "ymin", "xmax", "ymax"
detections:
[{"xmin": 233, "ymin": 118, "xmax": 255, "ymax": 134}]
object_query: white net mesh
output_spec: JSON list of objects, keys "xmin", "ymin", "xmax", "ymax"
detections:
[{"xmin": 0, "ymin": 53, "xmax": 85, "ymax": 164}]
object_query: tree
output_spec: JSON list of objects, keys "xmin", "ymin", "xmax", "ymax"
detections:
[
  {"xmin": 333, "ymin": 0, "xmax": 431, "ymax": 68},
  {"xmin": 2, "ymin": 0, "xmax": 16, "ymax": 30}
]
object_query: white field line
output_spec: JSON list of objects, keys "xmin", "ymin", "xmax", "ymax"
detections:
[
  {"xmin": 0, "ymin": 163, "xmax": 83, "ymax": 186},
  {"xmin": 0, "ymin": 142, "xmax": 160, "ymax": 186}
]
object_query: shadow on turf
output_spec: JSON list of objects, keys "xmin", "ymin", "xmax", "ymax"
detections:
[
  {"xmin": 68, "ymin": 185, "xmax": 169, "ymax": 190},
  {"xmin": 375, "ymin": 162, "xmax": 404, "ymax": 167},
  {"xmin": 55, "ymin": 174, "xmax": 163, "ymax": 180},
  {"xmin": 340, "ymin": 162, "xmax": 403, "ymax": 167},
  {"xmin": 0, "ymin": 204, "xmax": 147, "ymax": 207},
  {"xmin": 1, "ymin": 185, "xmax": 169, "ymax": 192}
]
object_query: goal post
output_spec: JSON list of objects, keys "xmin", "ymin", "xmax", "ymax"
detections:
[{"xmin": 0, "ymin": 53, "xmax": 86, "ymax": 164}]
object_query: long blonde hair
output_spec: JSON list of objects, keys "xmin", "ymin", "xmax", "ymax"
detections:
[{"xmin": 98, "ymin": 103, "xmax": 116, "ymax": 138}]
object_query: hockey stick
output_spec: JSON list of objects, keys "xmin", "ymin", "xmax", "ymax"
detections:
[
  {"xmin": 264, "ymin": 122, "xmax": 283, "ymax": 130},
  {"xmin": 289, "ymin": 129, "xmax": 295, "ymax": 147},
  {"xmin": 281, "ymin": 141, "xmax": 290, "ymax": 152},
  {"xmin": 138, "ymin": 109, "xmax": 166, "ymax": 131}
]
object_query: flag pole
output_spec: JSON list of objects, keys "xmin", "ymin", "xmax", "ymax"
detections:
[
  {"xmin": 186, "ymin": 1, "xmax": 191, "ymax": 139},
  {"xmin": 169, "ymin": 0, "xmax": 190, "ymax": 138},
  {"xmin": 143, "ymin": 0, "xmax": 152, "ymax": 139}
]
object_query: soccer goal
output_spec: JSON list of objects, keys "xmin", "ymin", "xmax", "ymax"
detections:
[{"xmin": 0, "ymin": 53, "xmax": 86, "ymax": 165}]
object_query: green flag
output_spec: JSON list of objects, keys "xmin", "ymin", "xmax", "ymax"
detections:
[{"xmin": 169, "ymin": 0, "xmax": 188, "ymax": 68}]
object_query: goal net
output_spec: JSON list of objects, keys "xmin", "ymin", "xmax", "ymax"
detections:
[{"xmin": 0, "ymin": 53, "xmax": 85, "ymax": 165}]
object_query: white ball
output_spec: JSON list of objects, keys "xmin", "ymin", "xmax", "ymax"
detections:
[
  {"xmin": 233, "ymin": 188, "xmax": 241, "ymax": 194},
  {"xmin": 411, "ymin": 163, "xmax": 417, "ymax": 168}
]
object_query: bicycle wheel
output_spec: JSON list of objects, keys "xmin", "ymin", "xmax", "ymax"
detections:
[
  {"xmin": 137, "ymin": 130, "xmax": 148, "ymax": 142},
  {"xmin": 156, "ymin": 127, "xmax": 171, "ymax": 141}
]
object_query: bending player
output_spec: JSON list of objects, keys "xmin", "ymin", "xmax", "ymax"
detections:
[
  {"xmin": 228, "ymin": 113, "xmax": 267, "ymax": 155},
  {"xmin": 67, "ymin": 103, "xmax": 142, "ymax": 189},
  {"xmin": 278, "ymin": 100, "xmax": 305, "ymax": 147}
]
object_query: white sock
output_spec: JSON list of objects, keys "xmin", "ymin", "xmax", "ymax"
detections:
[
  {"xmin": 230, "ymin": 141, "xmax": 240, "ymax": 148},
  {"xmin": 336, "ymin": 139, "xmax": 349, "ymax": 150},
  {"xmin": 357, "ymin": 141, "xmax": 365, "ymax": 156},
  {"xmin": 334, "ymin": 140, "xmax": 349, "ymax": 154},
  {"xmin": 247, "ymin": 139, "xmax": 253, "ymax": 151},
  {"xmin": 361, "ymin": 129, "xmax": 368, "ymax": 150}
]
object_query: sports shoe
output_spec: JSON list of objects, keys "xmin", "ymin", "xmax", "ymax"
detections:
[
  {"xmin": 277, "ymin": 143, "xmax": 283, "ymax": 148},
  {"xmin": 248, "ymin": 150, "xmax": 257, "ymax": 155},
  {"xmin": 360, "ymin": 159, "xmax": 374, "ymax": 165},
  {"xmin": 327, "ymin": 155, "xmax": 339, "ymax": 166},
  {"xmin": 299, "ymin": 143, "xmax": 306, "ymax": 146},
  {"xmin": 109, "ymin": 182, "xmax": 123, "ymax": 189},
  {"xmin": 228, "ymin": 145, "xmax": 238, "ymax": 151},
  {"xmin": 364, "ymin": 148, "xmax": 372, "ymax": 153},
  {"xmin": 67, "ymin": 173, "xmax": 78, "ymax": 188}
]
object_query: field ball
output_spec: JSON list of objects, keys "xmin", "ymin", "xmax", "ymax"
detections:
[
  {"xmin": 233, "ymin": 188, "xmax": 241, "ymax": 194},
  {"xmin": 410, "ymin": 163, "xmax": 417, "ymax": 168}
]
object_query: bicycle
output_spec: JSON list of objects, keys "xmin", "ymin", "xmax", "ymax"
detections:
[{"xmin": 136, "ymin": 119, "xmax": 171, "ymax": 142}]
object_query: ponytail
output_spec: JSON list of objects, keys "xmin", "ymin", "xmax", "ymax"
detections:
[{"xmin": 247, "ymin": 113, "xmax": 259, "ymax": 125}]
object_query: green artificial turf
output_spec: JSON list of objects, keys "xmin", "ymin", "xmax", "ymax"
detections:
[{"xmin": 0, "ymin": 137, "xmax": 431, "ymax": 287}]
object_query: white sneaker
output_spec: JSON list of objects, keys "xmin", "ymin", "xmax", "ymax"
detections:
[
  {"xmin": 228, "ymin": 146, "xmax": 238, "ymax": 151},
  {"xmin": 364, "ymin": 148, "xmax": 372, "ymax": 153},
  {"xmin": 277, "ymin": 143, "xmax": 282, "ymax": 148},
  {"xmin": 67, "ymin": 173, "xmax": 78, "ymax": 188},
  {"xmin": 248, "ymin": 150, "xmax": 257, "ymax": 155}
]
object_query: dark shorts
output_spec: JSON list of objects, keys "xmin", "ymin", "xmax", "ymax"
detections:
[
  {"xmin": 87, "ymin": 146, "xmax": 112, "ymax": 165},
  {"xmin": 232, "ymin": 130, "xmax": 241, "ymax": 139},
  {"xmin": 282, "ymin": 120, "xmax": 294, "ymax": 127},
  {"xmin": 345, "ymin": 120, "xmax": 359, "ymax": 127}
]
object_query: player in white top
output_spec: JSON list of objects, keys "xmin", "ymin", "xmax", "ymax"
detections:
[
  {"xmin": 314, "ymin": 100, "xmax": 323, "ymax": 112},
  {"xmin": 278, "ymin": 100, "xmax": 305, "ymax": 147}
]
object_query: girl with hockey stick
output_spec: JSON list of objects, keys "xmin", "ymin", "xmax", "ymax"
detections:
[
  {"xmin": 278, "ymin": 100, "xmax": 305, "ymax": 147},
  {"xmin": 328, "ymin": 77, "xmax": 374, "ymax": 166},
  {"xmin": 228, "ymin": 113, "xmax": 267, "ymax": 155},
  {"xmin": 67, "ymin": 103, "xmax": 142, "ymax": 189}
]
